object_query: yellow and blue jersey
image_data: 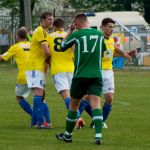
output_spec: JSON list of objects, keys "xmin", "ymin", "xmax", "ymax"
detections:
[
  {"xmin": 102, "ymin": 37, "xmax": 115, "ymax": 70},
  {"xmin": 26, "ymin": 26, "xmax": 49, "ymax": 71},
  {"xmin": 48, "ymin": 30, "xmax": 74, "ymax": 76},
  {"xmin": 1, "ymin": 41, "xmax": 30, "ymax": 84}
]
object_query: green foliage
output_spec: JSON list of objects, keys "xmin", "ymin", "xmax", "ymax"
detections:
[
  {"xmin": 67, "ymin": 0, "xmax": 144, "ymax": 12},
  {"xmin": 0, "ymin": 0, "xmax": 19, "ymax": 15},
  {"xmin": 0, "ymin": 65, "xmax": 150, "ymax": 150},
  {"xmin": 0, "ymin": 0, "xmax": 18, "ymax": 8}
]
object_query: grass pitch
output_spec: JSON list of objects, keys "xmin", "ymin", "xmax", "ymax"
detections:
[{"xmin": 0, "ymin": 64, "xmax": 150, "ymax": 150}]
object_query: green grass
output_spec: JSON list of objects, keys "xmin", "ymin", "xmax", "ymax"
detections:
[{"xmin": 0, "ymin": 65, "xmax": 150, "ymax": 150}]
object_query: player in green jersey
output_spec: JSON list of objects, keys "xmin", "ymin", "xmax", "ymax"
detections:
[{"xmin": 56, "ymin": 13, "xmax": 106, "ymax": 145}]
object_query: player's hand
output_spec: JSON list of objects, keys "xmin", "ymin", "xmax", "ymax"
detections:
[
  {"xmin": 69, "ymin": 20, "xmax": 76, "ymax": 32},
  {"xmin": 45, "ymin": 56, "xmax": 50, "ymax": 65},
  {"xmin": 124, "ymin": 53, "xmax": 132, "ymax": 61}
]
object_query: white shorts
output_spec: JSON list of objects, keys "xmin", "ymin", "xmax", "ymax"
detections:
[
  {"xmin": 102, "ymin": 70, "xmax": 115, "ymax": 94},
  {"xmin": 53, "ymin": 72, "xmax": 73, "ymax": 93},
  {"xmin": 26, "ymin": 70, "xmax": 45, "ymax": 89},
  {"xmin": 15, "ymin": 84, "xmax": 31, "ymax": 98}
]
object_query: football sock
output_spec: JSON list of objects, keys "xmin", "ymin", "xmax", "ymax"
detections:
[
  {"xmin": 92, "ymin": 109, "xmax": 103, "ymax": 140},
  {"xmin": 31, "ymin": 111, "xmax": 37, "ymax": 127},
  {"xmin": 85, "ymin": 104, "xmax": 93, "ymax": 117},
  {"xmin": 102, "ymin": 102, "xmax": 112, "ymax": 122},
  {"xmin": 18, "ymin": 98, "xmax": 33, "ymax": 116},
  {"xmin": 78, "ymin": 99, "xmax": 90, "ymax": 116},
  {"xmin": 33, "ymin": 96, "xmax": 44, "ymax": 126},
  {"xmin": 64, "ymin": 97, "xmax": 70, "ymax": 110},
  {"xmin": 64, "ymin": 97, "xmax": 80, "ymax": 117},
  {"xmin": 64, "ymin": 110, "xmax": 78, "ymax": 140},
  {"xmin": 43, "ymin": 101, "xmax": 50, "ymax": 123}
]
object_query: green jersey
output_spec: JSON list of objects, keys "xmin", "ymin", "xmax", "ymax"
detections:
[{"xmin": 61, "ymin": 28, "xmax": 106, "ymax": 78}]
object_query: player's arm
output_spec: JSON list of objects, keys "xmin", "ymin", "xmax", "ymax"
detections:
[
  {"xmin": 0, "ymin": 55, "xmax": 4, "ymax": 61},
  {"xmin": 64, "ymin": 19, "xmax": 76, "ymax": 40},
  {"xmin": 0, "ymin": 46, "xmax": 15, "ymax": 61},
  {"xmin": 114, "ymin": 45, "xmax": 132, "ymax": 61},
  {"xmin": 37, "ymin": 28, "xmax": 51, "ymax": 57},
  {"xmin": 102, "ymin": 37, "xmax": 107, "ymax": 57},
  {"xmin": 44, "ymin": 56, "xmax": 51, "ymax": 74},
  {"xmin": 61, "ymin": 20, "xmax": 76, "ymax": 51},
  {"xmin": 41, "ymin": 43, "xmax": 51, "ymax": 57}
]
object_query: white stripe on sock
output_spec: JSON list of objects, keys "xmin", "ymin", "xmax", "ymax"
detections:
[
  {"xmin": 66, "ymin": 117, "xmax": 78, "ymax": 122},
  {"xmin": 95, "ymin": 133, "xmax": 102, "ymax": 138},
  {"xmin": 63, "ymin": 135, "xmax": 72, "ymax": 141},
  {"xmin": 65, "ymin": 131, "xmax": 72, "ymax": 136},
  {"xmin": 93, "ymin": 116, "xmax": 103, "ymax": 121}
]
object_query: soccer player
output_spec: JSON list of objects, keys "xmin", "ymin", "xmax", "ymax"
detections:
[
  {"xmin": 101, "ymin": 18, "xmax": 132, "ymax": 127},
  {"xmin": 55, "ymin": 13, "xmax": 106, "ymax": 145},
  {"xmin": 78, "ymin": 17, "xmax": 133, "ymax": 129},
  {"xmin": 0, "ymin": 27, "xmax": 33, "ymax": 118},
  {"xmin": 26, "ymin": 12, "xmax": 53, "ymax": 128},
  {"xmin": 48, "ymin": 17, "xmax": 74, "ymax": 110},
  {"xmin": 48, "ymin": 18, "xmax": 86, "ymax": 126}
]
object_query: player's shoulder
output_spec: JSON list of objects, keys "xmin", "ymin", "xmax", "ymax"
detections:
[
  {"xmin": 34, "ymin": 26, "xmax": 46, "ymax": 34},
  {"xmin": 18, "ymin": 41, "xmax": 31, "ymax": 49},
  {"xmin": 10, "ymin": 43, "xmax": 18, "ymax": 49},
  {"xmin": 49, "ymin": 31, "xmax": 66, "ymax": 37},
  {"xmin": 84, "ymin": 28, "xmax": 103, "ymax": 35}
]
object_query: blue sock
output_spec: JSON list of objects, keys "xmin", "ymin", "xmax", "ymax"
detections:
[
  {"xmin": 64, "ymin": 97, "xmax": 70, "ymax": 110},
  {"xmin": 43, "ymin": 101, "xmax": 50, "ymax": 123},
  {"xmin": 85, "ymin": 104, "xmax": 93, "ymax": 118},
  {"xmin": 64, "ymin": 97, "xmax": 81, "ymax": 117},
  {"xmin": 18, "ymin": 98, "xmax": 33, "ymax": 116},
  {"xmin": 31, "ymin": 111, "xmax": 37, "ymax": 127},
  {"xmin": 102, "ymin": 102, "xmax": 112, "ymax": 122},
  {"xmin": 78, "ymin": 99, "xmax": 90, "ymax": 117},
  {"xmin": 33, "ymin": 96, "xmax": 44, "ymax": 126}
]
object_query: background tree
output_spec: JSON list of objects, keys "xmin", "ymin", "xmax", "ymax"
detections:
[
  {"xmin": 67, "ymin": 0, "xmax": 150, "ymax": 23},
  {"xmin": 0, "ymin": 0, "xmax": 18, "ymax": 31},
  {"xmin": 143, "ymin": 0, "xmax": 150, "ymax": 23}
]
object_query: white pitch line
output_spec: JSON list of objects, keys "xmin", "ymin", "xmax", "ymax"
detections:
[{"xmin": 113, "ymin": 100, "xmax": 131, "ymax": 106}]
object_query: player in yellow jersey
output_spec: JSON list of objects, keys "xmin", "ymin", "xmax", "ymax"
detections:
[
  {"xmin": 100, "ymin": 17, "xmax": 132, "ymax": 128},
  {"xmin": 48, "ymin": 18, "xmax": 86, "ymax": 128},
  {"xmin": 77, "ymin": 18, "xmax": 133, "ymax": 129},
  {"xmin": 26, "ymin": 12, "xmax": 54, "ymax": 128},
  {"xmin": 0, "ymin": 27, "xmax": 33, "ymax": 119},
  {"xmin": 48, "ymin": 18, "xmax": 74, "ymax": 109}
]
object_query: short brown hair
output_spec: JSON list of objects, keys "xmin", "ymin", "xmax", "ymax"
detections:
[
  {"xmin": 53, "ymin": 17, "xmax": 65, "ymax": 28},
  {"xmin": 40, "ymin": 12, "xmax": 53, "ymax": 21},
  {"xmin": 17, "ymin": 27, "xmax": 28, "ymax": 39},
  {"xmin": 101, "ymin": 18, "xmax": 115, "ymax": 26},
  {"xmin": 74, "ymin": 13, "xmax": 87, "ymax": 23}
]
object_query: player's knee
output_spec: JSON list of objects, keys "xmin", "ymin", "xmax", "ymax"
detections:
[
  {"xmin": 104, "ymin": 93, "xmax": 113, "ymax": 104},
  {"xmin": 16, "ymin": 96, "xmax": 23, "ymax": 102}
]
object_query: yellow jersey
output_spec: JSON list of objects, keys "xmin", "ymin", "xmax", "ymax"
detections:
[
  {"xmin": 26, "ymin": 26, "xmax": 49, "ymax": 71},
  {"xmin": 1, "ymin": 41, "xmax": 30, "ymax": 84},
  {"xmin": 102, "ymin": 37, "xmax": 115, "ymax": 70},
  {"xmin": 48, "ymin": 31, "xmax": 74, "ymax": 76}
]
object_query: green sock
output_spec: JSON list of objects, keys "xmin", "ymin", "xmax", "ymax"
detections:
[
  {"xmin": 92, "ymin": 108, "xmax": 103, "ymax": 140},
  {"xmin": 64, "ymin": 110, "xmax": 78, "ymax": 140}
]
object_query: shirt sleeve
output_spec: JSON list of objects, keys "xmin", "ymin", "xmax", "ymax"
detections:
[
  {"xmin": 35, "ymin": 28, "xmax": 48, "ymax": 44},
  {"xmin": 1, "ymin": 46, "xmax": 16, "ymax": 61},
  {"xmin": 61, "ymin": 32, "xmax": 76, "ymax": 51}
]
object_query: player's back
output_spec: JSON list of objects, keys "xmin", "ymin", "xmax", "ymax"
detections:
[
  {"xmin": 26, "ymin": 26, "xmax": 49, "ymax": 71},
  {"xmin": 70, "ymin": 28, "xmax": 106, "ymax": 78},
  {"xmin": 2, "ymin": 41, "xmax": 30, "ymax": 84},
  {"xmin": 49, "ymin": 30, "xmax": 74, "ymax": 76}
]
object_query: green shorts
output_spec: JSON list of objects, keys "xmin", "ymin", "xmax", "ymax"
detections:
[{"xmin": 70, "ymin": 77, "xmax": 103, "ymax": 99}]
